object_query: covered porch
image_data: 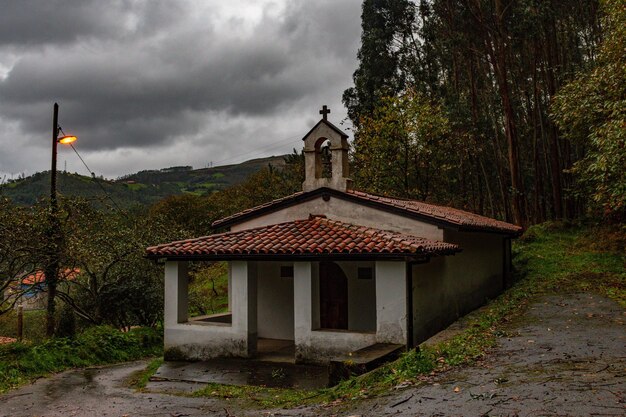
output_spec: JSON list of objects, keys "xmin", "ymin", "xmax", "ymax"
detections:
[{"xmin": 162, "ymin": 258, "xmax": 409, "ymax": 364}]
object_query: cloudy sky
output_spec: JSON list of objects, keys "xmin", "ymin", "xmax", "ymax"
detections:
[{"xmin": 0, "ymin": 0, "xmax": 361, "ymax": 180}]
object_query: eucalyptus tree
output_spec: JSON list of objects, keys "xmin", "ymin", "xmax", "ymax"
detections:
[
  {"xmin": 345, "ymin": 0, "xmax": 603, "ymax": 225},
  {"xmin": 552, "ymin": 0, "xmax": 626, "ymax": 220}
]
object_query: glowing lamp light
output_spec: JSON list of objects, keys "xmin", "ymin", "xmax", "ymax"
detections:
[{"xmin": 58, "ymin": 135, "xmax": 77, "ymax": 144}]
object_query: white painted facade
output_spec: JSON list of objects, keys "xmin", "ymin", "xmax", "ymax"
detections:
[{"xmin": 230, "ymin": 195, "xmax": 444, "ymax": 241}]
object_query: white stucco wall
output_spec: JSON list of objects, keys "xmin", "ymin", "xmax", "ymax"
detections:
[
  {"xmin": 294, "ymin": 261, "xmax": 378, "ymax": 364},
  {"xmin": 256, "ymin": 262, "xmax": 294, "ymax": 340},
  {"xmin": 334, "ymin": 261, "xmax": 376, "ymax": 332},
  {"xmin": 164, "ymin": 261, "xmax": 188, "ymax": 326},
  {"xmin": 412, "ymin": 231, "xmax": 504, "ymax": 344},
  {"xmin": 230, "ymin": 195, "xmax": 443, "ymax": 241},
  {"xmin": 164, "ymin": 260, "xmax": 258, "ymax": 360},
  {"xmin": 375, "ymin": 261, "xmax": 407, "ymax": 344}
]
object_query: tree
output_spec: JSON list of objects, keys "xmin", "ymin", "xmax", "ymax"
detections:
[
  {"xmin": 352, "ymin": 90, "xmax": 452, "ymax": 200},
  {"xmin": 56, "ymin": 199, "xmax": 181, "ymax": 328},
  {"xmin": 346, "ymin": 0, "xmax": 602, "ymax": 225},
  {"xmin": 552, "ymin": 0, "xmax": 626, "ymax": 219},
  {"xmin": 149, "ymin": 194, "xmax": 214, "ymax": 236},
  {"xmin": 343, "ymin": 0, "xmax": 416, "ymax": 125},
  {"xmin": 0, "ymin": 198, "xmax": 46, "ymax": 315}
]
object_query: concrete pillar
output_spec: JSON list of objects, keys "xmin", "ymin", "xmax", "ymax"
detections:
[
  {"xmin": 164, "ymin": 261, "xmax": 188, "ymax": 325},
  {"xmin": 231, "ymin": 261, "xmax": 258, "ymax": 357},
  {"xmin": 294, "ymin": 261, "xmax": 313, "ymax": 361},
  {"xmin": 227, "ymin": 263, "xmax": 232, "ymax": 310},
  {"xmin": 375, "ymin": 261, "xmax": 407, "ymax": 344}
]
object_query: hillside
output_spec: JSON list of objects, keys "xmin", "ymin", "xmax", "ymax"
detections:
[{"xmin": 0, "ymin": 155, "xmax": 286, "ymax": 207}]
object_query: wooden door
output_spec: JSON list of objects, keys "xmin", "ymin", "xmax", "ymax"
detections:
[{"xmin": 319, "ymin": 261, "xmax": 348, "ymax": 329}]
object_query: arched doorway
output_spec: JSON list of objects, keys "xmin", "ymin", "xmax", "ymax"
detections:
[{"xmin": 319, "ymin": 261, "xmax": 348, "ymax": 329}]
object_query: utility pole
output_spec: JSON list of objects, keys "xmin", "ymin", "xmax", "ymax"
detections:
[
  {"xmin": 51, "ymin": 103, "xmax": 59, "ymax": 209},
  {"xmin": 45, "ymin": 103, "xmax": 61, "ymax": 337}
]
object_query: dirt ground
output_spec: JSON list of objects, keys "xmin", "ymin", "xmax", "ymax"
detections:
[{"xmin": 1, "ymin": 292, "xmax": 624, "ymax": 417}]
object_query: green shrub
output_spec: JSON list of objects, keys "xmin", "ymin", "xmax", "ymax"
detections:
[
  {"xmin": 0, "ymin": 309, "xmax": 47, "ymax": 343},
  {"xmin": 0, "ymin": 325, "xmax": 162, "ymax": 393}
]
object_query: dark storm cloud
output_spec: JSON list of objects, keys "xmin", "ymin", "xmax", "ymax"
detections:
[
  {"xmin": 0, "ymin": 0, "xmax": 180, "ymax": 47},
  {"xmin": 0, "ymin": 0, "xmax": 361, "ymax": 176}
]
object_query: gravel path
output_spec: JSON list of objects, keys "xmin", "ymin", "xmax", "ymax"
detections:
[
  {"xmin": 328, "ymin": 293, "xmax": 626, "ymax": 417},
  {"xmin": 1, "ymin": 293, "xmax": 624, "ymax": 417}
]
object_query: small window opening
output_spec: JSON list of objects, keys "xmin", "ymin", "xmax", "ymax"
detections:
[
  {"xmin": 358, "ymin": 267, "xmax": 373, "ymax": 280},
  {"xmin": 280, "ymin": 265, "xmax": 294, "ymax": 278},
  {"xmin": 320, "ymin": 140, "xmax": 332, "ymax": 178}
]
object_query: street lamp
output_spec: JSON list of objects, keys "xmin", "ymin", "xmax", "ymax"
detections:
[
  {"xmin": 45, "ymin": 102, "xmax": 77, "ymax": 336},
  {"xmin": 50, "ymin": 102, "xmax": 77, "ymax": 208}
]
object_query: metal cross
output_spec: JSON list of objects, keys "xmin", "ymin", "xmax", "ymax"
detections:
[{"xmin": 319, "ymin": 105, "xmax": 330, "ymax": 120}]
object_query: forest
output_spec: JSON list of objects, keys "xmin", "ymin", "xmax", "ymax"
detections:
[
  {"xmin": 344, "ymin": 0, "xmax": 624, "ymax": 227},
  {"xmin": 0, "ymin": 0, "xmax": 623, "ymax": 395}
]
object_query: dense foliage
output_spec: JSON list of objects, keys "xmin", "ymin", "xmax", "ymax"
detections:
[
  {"xmin": 353, "ymin": 90, "xmax": 452, "ymax": 199},
  {"xmin": 57, "ymin": 200, "xmax": 182, "ymax": 329},
  {"xmin": 0, "ymin": 199, "xmax": 50, "ymax": 315},
  {"xmin": 551, "ymin": 0, "xmax": 626, "ymax": 219},
  {"xmin": 345, "ymin": 0, "xmax": 617, "ymax": 226}
]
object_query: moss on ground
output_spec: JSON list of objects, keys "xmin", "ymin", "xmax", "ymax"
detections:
[{"xmin": 127, "ymin": 357, "xmax": 163, "ymax": 390}]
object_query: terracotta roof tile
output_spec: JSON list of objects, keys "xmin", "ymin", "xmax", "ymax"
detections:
[
  {"xmin": 345, "ymin": 190, "xmax": 522, "ymax": 234},
  {"xmin": 147, "ymin": 215, "xmax": 459, "ymax": 259},
  {"xmin": 20, "ymin": 268, "xmax": 80, "ymax": 285},
  {"xmin": 212, "ymin": 188, "xmax": 522, "ymax": 235}
]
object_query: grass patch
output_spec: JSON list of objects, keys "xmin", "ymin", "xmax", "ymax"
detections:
[
  {"xmin": 188, "ymin": 262, "xmax": 229, "ymax": 317},
  {"xmin": 0, "ymin": 325, "xmax": 163, "ymax": 394},
  {"xmin": 187, "ymin": 222, "xmax": 624, "ymax": 409},
  {"xmin": 125, "ymin": 182, "xmax": 148, "ymax": 191},
  {"xmin": 0, "ymin": 309, "xmax": 47, "ymax": 343},
  {"xmin": 126, "ymin": 357, "xmax": 163, "ymax": 390}
]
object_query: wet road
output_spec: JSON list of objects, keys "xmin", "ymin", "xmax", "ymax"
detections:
[
  {"xmin": 1, "ymin": 293, "xmax": 624, "ymax": 417},
  {"xmin": 336, "ymin": 293, "xmax": 626, "ymax": 417},
  {"xmin": 0, "ymin": 361, "xmax": 224, "ymax": 417}
]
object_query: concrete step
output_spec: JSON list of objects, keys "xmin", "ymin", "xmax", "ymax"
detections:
[{"xmin": 329, "ymin": 343, "xmax": 404, "ymax": 385}]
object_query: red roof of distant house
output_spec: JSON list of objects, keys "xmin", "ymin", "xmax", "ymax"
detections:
[
  {"xmin": 21, "ymin": 268, "xmax": 80, "ymax": 285},
  {"xmin": 146, "ymin": 215, "xmax": 459, "ymax": 260},
  {"xmin": 211, "ymin": 188, "xmax": 522, "ymax": 235}
]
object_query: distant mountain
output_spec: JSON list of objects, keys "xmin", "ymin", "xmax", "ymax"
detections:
[{"xmin": 1, "ymin": 155, "xmax": 286, "ymax": 207}]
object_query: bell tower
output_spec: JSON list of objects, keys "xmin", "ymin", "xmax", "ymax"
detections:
[{"xmin": 302, "ymin": 105, "xmax": 351, "ymax": 192}]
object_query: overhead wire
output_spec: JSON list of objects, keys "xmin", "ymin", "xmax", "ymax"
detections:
[
  {"xmin": 68, "ymin": 143, "xmax": 123, "ymax": 212},
  {"xmin": 209, "ymin": 135, "xmax": 302, "ymax": 166}
]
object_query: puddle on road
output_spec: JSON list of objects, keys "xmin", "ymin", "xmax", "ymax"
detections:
[
  {"xmin": 153, "ymin": 359, "xmax": 329, "ymax": 390},
  {"xmin": 45, "ymin": 368, "xmax": 99, "ymax": 400}
]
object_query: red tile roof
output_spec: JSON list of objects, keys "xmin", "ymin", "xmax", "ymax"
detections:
[
  {"xmin": 20, "ymin": 268, "xmax": 80, "ymax": 285},
  {"xmin": 346, "ymin": 190, "xmax": 522, "ymax": 234},
  {"xmin": 212, "ymin": 188, "xmax": 522, "ymax": 235},
  {"xmin": 146, "ymin": 215, "xmax": 459, "ymax": 259}
]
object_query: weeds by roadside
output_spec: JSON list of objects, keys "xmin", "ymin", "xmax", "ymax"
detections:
[
  {"xmin": 127, "ymin": 357, "xmax": 163, "ymax": 390},
  {"xmin": 0, "ymin": 326, "xmax": 162, "ymax": 394}
]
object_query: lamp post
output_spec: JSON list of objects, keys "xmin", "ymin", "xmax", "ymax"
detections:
[
  {"xmin": 45, "ymin": 102, "xmax": 76, "ymax": 337},
  {"xmin": 50, "ymin": 103, "xmax": 77, "ymax": 209}
]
